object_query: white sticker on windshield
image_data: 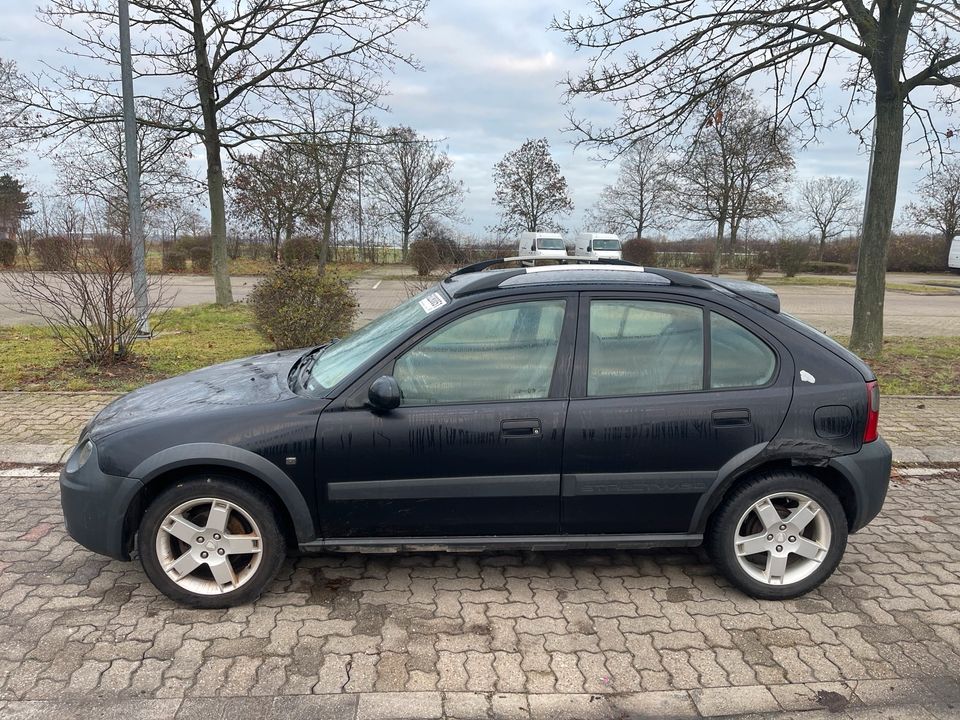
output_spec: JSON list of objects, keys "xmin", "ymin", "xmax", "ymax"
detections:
[{"xmin": 419, "ymin": 292, "xmax": 448, "ymax": 314}]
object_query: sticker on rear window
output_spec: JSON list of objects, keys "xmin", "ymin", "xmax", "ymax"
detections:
[{"xmin": 419, "ymin": 292, "xmax": 448, "ymax": 314}]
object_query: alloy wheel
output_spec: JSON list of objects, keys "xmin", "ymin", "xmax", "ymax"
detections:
[
  {"xmin": 733, "ymin": 491, "xmax": 832, "ymax": 586},
  {"xmin": 155, "ymin": 497, "xmax": 263, "ymax": 595}
]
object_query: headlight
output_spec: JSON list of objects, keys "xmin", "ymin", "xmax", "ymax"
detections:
[{"xmin": 67, "ymin": 439, "xmax": 94, "ymax": 472}]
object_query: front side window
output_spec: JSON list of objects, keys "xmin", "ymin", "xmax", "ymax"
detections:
[
  {"xmin": 587, "ymin": 300, "xmax": 704, "ymax": 396},
  {"xmin": 710, "ymin": 313, "xmax": 776, "ymax": 388},
  {"xmin": 394, "ymin": 300, "xmax": 566, "ymax": 404}
]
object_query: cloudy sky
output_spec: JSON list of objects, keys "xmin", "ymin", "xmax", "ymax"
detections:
[{"xmin": 2, "ymin": 0, "xmax": 948, "ymax": 237}]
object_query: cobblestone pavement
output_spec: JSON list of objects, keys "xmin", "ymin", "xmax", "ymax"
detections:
[
  {"xmin": 2, "ymin": 392, "xmax": 958, "ymax": 465},
  {"xmin": 1, "ymin": 464, "xmax": 960, "ymax": 718}
]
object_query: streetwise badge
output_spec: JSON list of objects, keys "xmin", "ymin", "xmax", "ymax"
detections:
[{"xmin": 419, "ymin": 292, "xmax": 448, "ymax": 314}]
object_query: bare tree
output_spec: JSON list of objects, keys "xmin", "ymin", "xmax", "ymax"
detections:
[
  {"xmin": 0, "ymin": 58, "xmax": 28, "ymax": 173},
  {"xmin": 369, "ymin": 126, "xmax": 465, "ymax": 258},
  {"xmin": 671, "ymin": 89, "xmax": 793, "ymax": 275},
  {"xmin": 588, "ymin": 140, "xmax": 670, "ymax": 240},
  {"xmin": 52, "ymin": 113, "xmax": 198, "ymax": 240},
  {"xmin": 554, "ymin": 0, "xmax": 960, "ymax": 354},
  {"xmin": 798, "ymin": 177, "xmax": 862, "ymax": 260},
  {"xmin": 230, "ymin": 146, "xmax": 314, "ymax": 263},
  {"xmin": 492, "ymin": 138, "xmax": 573, "ymax": 234},
  {"xmin": 18, "ymin": 0, "xmax": 426, "ymax": 305},
  {"xmin": 906, "ymin": 161, "xmax": 960, "ymax": 267}
]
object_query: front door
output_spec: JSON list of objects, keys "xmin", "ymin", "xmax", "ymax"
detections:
[
  {"xmin": 561, "ymin": 294, "xmax": 794, "ymax": 535},
  {"xmin": 316, "ymin": 295, "xmax": 576, "ymax": 538}
]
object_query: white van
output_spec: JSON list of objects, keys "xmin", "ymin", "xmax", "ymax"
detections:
[
  {"xmin": 518, "ymin": 232, "xmax": 568, "ymax": 259},
  {"xmin": 950, "ymin": 238, "xmax": 960, "ymax": 272},
  {"xmin": 575, "ymin": 232, "xmax": 623, "ymax": 260}
]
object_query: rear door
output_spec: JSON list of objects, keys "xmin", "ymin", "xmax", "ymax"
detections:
[{"xmin": 561, "ymin": 292, "xmax": 794, "ymax": 535}]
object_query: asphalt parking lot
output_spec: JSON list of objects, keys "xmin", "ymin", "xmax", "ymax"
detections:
[{"xmin": 2, "ymin": 463, "xmax": 959, "ymax": 718}]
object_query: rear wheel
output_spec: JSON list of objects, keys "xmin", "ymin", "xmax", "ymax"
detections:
[
  {"xmin": 139, "ymin": 477, "xmax": 286, "ymax": 608},
  {"xmin": 707, "ymin": 471, "xmax": 848, "ymax": 600}
]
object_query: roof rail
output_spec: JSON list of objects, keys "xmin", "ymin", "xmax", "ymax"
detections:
[{"xmin": 443, "ymin": 256, "xmax": 641, "ymax": 282}]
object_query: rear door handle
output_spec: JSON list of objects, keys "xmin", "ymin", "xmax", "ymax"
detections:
[
  {"xmin": 501, "ymin": 418, "xmax": 542, "ymax": 438},
  {"xmin": 712, "ymin": 409, "xmax": 751, "ymax": 427}
]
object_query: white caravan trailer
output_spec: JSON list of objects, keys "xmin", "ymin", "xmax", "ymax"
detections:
[
  {"xmin": 950, "ymin": 238, "xmax": 960, "ymax": 272},
  {"xmin": 517, "ymin": 232, "xmax": 568, "ymax": 259},
  {"xmin": 575, "ymin": 232, "xmax": 623, "ymax": 260}
]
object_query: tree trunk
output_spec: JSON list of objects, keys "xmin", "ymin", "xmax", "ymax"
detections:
[
  {"xmin": 318, "ymin": 206, "xmax": 333, "ymax": 274},
  {"xmin": 819, "ymin": 230, "xmax": 827, "ymax": 261},
  {"xmin": 713, "ymin": 215, "xmax": 726, "ymax": 277},
  {"xmin": 850, "ymin": 97, "xmax": 904, "ymax": 356},
  {"xmin": 191, "ymin": 1, "xmax": 232, "ymax": 305}
]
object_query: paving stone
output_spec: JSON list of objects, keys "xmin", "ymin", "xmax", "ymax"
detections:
[
  {"xmin": 357, "ymin": 691, "xmax": 442, "ymax": 720},
  {"xmin": 691, "ymin": 685, "xmax": 781, "ymax": 716}
]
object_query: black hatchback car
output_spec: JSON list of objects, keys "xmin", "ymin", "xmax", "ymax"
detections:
[{"xmin": 61, "ymin": 259, "xmax": 891, "ymax": 607}]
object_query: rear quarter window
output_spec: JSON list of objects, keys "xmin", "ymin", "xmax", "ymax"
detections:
[{"xmin": 710, "ymin": 313, "xmax": 776, "ymax": 388}]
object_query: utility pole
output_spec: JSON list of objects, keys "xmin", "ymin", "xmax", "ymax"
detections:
[{"xmin": 119, "ymin": 0, "xmax": 151, "ymax": 336}]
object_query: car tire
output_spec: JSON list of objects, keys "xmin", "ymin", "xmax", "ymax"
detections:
[
  {"xmin": 138, "ymin": 476, "xmax": 286, "ymax": 608},
  {"xmin": 707, "ymin": 470, "xmax": 848, "ymax": 600}
]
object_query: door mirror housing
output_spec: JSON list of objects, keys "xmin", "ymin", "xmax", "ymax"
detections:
[{"xmin": 368, "ymin": 375, "xmax": 401, "ymax": 412}]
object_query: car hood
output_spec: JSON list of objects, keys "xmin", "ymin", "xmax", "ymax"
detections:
[{"xmin": 87, "ymin": 349, "xmax": 305, "ymax": 440}]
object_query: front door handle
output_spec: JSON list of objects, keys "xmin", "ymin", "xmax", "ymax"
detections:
[
  {"xmin": 501, "ymin": 418, "xmax": 542, "ymax": 438},
  {"xmin": 712, "ymin": 409, "xmax": 751, "ymax": 427}
]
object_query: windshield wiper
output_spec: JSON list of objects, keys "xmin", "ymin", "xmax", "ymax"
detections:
[{"xmin": 296, "ymin": 339, "xmax": 339, "ymax": 391}]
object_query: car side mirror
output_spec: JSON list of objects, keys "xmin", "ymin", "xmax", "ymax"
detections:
[{"xmin": 368, "ymin": 375, "xmax": 401, "ymax": 412}]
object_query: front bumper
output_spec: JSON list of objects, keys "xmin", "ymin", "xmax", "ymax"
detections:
[
  {"xmin": 828, "ymin": 436, "xmax": 892, "ymax": 532},
  {"xmin": 60, "ymin": 441, "xmax": 143, "ymax": 560}
]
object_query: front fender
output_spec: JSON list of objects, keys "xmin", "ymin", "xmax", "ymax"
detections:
[{"xmin": 130, "ymin": 443, "xmax": 316, "ymax": 543}]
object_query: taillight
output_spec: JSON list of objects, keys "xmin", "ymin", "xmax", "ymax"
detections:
[{"xmin": 864, "ymin": 381, "xmax": 879, "ymax": 443}]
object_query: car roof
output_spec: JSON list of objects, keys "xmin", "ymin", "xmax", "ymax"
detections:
[{"xmin": 440, "ymin": 258, "xmax": 782, "ymax": 313}]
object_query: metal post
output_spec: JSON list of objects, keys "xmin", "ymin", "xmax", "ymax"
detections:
[{"xmin": 119, "ymin": 0, "xmax": 151, "ymax": 337}]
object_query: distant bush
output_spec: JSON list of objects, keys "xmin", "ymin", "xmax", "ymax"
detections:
[
  {"xmin": 281, "ymin": 236, "xmax": 319, "ymax": 266},
  {"xmin": 802, "ymin": 260, "xmax": 849, "ymax": 275},
  {"xmin": 0, "ymin": 239, "xmax": 16, "ymax": 267},
  {"xmin": 622, "ymin": 237, "xmax": 656, "ymax": 265},
  {"xmin": 249, "ymin": 266, "xmax": 358, "ymax": 350},
  {"xmin": 190, "ymin": 247, "xmax": 212, "ymax": 273},
  {"xmin": 91, "ymin": 235, "xmax": 132, "ymax": 271},
  {"xmin": 776, "ymin": 239, "xmax": 811, "ymax": 277},
  {"xmin": 175, "ymin": 234, "xmax": 211, "ymax": 255},
  {"xmin": 885, "ymin": 233, "xmax": 943, "ymax": 272},
  {"xmin": 821, "ymin": 237, "xmax": 859, "ymax": 265},
  {"xmin": 408, "ymin": 236, "xmax": 441, "ymax": 276},
  {"xmin": 34, "ymin": 236, "xmax": 71, "ymax": 270},
  {"xmin": 163, "ymin": 250, "xmax": 187, "ymax": 273},
  {"xmin": 746, "ymin": 261, "xmax": 764, "ymax": 281}
]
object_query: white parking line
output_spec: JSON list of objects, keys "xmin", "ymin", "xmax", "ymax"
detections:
[{"xmin": 372, "ymin": 280, "xmax": 382, "ymax": 290}]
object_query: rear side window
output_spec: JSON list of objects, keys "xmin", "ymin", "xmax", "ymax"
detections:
[
  {"xmin": 710, "ymin": 313, "xmax": 776, "ymax": 388},
  {"xmin": 587, "ymin": 300, "xmax": 704, "ymax": 396}
]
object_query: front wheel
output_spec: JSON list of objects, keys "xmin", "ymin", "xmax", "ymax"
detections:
[
  {"xmin": 707, "ymin": 471, "xmax": 848, "ymax": 600},
  {"xmin": 139, "ymin": 477, "xmax": 286, "ymax": 608}
]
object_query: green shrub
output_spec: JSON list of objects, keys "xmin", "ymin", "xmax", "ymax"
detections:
[
  {"xmin": 34, "ymin": 235, "xmax": 71, "ymax": 270},
  {"xmin": 745, "ymin": 261, "xmax": 764, "ymax": 282},
  {"xmin": 281, "ymin": 236, "xmax": 319, "ymax": 266},
  {"xmin": 0, "ymin": 239, "xmax": 16, "ymax": 267},
  {"xmin": 175, "ymin": 234, "xmax": 211, "ymax": 255},
  {"xmin": 163, "ymin": 250, "xmax": 187, "ymax": 273},
  {"xmin": 776, "ymin": 239, "xmax": 810, "ymax": 277},
  {"xmin": 249, "ymin": 266, "xmax": 359, "ymax": 350},
  {"xmin": 802, "ymin": 260, "xmax": 850, "ymax": 275},
  {"xmin": 190, "ymin": 246, "xmax": 212, "ymax": 273},
  {"xmin": 622, "ymin": 237, "xmax": 656, "ymax": 265},
  {"xmin": 408, "ymin": 236, "xmax": 441, "ymax": 276}
]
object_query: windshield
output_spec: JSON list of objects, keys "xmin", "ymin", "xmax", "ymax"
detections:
[
  {"xmin": 593, "ymin": 238, "xmax": 621, "ymax": 251},
  {"xmin": 537, "ymin": 237, "xmax": 565, "ymax": 250},
  {"xmin": 304, "ymin": 287, "xmax": 446, "ymax": 393}
]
